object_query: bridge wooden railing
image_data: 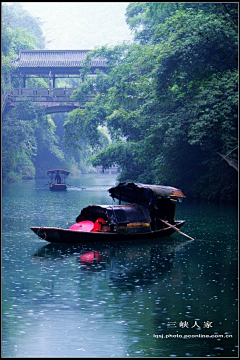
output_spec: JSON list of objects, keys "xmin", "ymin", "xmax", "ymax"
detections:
[
  {"xmin": 2, "ymin": 88, "xmax": 95, "ymax": 114},
  {"xmin": 9, "ymin": 87, "xmax": 88, "ymax": 102}
]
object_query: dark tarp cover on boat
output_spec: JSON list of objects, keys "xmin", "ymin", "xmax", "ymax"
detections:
[
  {"xmin": 76, "ymin": 204, "xmax": 151, "ymax": 226},
  {"xmin": 108, "ymin": 182, "xmax": 186, "ymax": 206}
]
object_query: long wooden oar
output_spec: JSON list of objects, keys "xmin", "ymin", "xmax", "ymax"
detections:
[
  {"xmin": 66, "ymin": 184, "xmax": 85, "ymax": 190},
  {"xmin": 159, "ymin": 218, "xmax": 194, "ymax": 241}
]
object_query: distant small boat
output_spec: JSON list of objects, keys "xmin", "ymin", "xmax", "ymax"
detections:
[
  {"xmin": 47, "ymin": 169, "xmax": 70, "ymax": 191},
  {"xmin": 30, "ymin": 182, "xmax": 191, "ymax": 244}
]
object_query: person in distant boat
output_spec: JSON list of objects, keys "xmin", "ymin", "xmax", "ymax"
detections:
[{"xmin": 55, "ymin": 171, "xmax": 61, "ymax": 184}]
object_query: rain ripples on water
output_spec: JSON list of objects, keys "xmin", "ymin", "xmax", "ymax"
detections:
[{"xmin": 2, "ymin": 175, "xmax": 238, "ymax": 357}]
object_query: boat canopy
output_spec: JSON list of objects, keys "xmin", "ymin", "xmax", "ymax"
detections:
[
  {"xmin": 76, "ymin": 204, "xmax": 151, "ymax": 226},
  {"xmin": 47, "ymin": 169, "xmax": 70, "ymax": 175},
  {"xmin": 108, "ymin": 182, "xmax": 186, "ymax": 205}
]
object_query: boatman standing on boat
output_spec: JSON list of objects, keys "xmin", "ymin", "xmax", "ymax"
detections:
[{"xmin": 55, "ymin": 171, "xmax": 61, "ymax": 184}]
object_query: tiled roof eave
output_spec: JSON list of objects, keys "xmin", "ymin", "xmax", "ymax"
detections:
[
  {"xmin": 11, "ymin": 50, "xmax": 107, "ymax": 68},
  {"xmin": 15, "ymin": 64, "xmax": 105, "ymax": 68}
]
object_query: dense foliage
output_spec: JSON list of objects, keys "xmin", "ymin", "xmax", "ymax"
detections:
[
  {"xmin": 2, "ymin": 3, "xmax": 44, "ymax": 91},
  {"xmin": 64, "ymin": 2, "xmax": 238, "ymax": 202},
  {"xmin": 2, "ymin": 3, "xmax": 238, "ymax": 202},
  {"xmin": 1, "ymin": 3, "xmax": 98, "ymax": 182},
  {"xmin": 2, "ymin": 3, "xmax": 67, "ymax": 181}
]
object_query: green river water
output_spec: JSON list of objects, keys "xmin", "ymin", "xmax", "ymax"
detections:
[{"xmin": 1, "ymin": 174, "xmax": 238, "ymax": 357}]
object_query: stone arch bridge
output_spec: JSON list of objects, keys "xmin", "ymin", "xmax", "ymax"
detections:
[{"xmin": 2, "ymin": 50, "xmax": 106, "ymax": 114}]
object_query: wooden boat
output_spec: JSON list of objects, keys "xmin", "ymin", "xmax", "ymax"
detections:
[
  {"xmin": 30, "ymin": 182, "xmax": 187, "ymax": 244},
  {"xmin": 47, "ymin": 169, "xmax": 70, "ymax": 191}
]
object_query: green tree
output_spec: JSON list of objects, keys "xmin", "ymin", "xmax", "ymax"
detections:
[
  {"xmin": 1, "ymin": 3, "xmax": 68, "ymax": 182},
  {"xmin": 2, "ymin": 3, "xmax": 45, "ymax": 91},
  {"xmin": 48, "ymin": 3, "xmax": 240, "ymax": 201},
  {"xmin": 2, "ymin": 3, "xmax": 45, "ymax": 51},
  {"xmin": 2, "ymin": 102, "xmax": 67, "ymax": 182}
]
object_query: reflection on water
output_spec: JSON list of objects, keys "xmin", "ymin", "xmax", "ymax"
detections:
[
  {"xmin": 2, "ymin": 175, "xmax": 238, "ymax": 358},
  {"xmin": 32, "ymin": 239, "xmax": 184, "ymax": 287}
]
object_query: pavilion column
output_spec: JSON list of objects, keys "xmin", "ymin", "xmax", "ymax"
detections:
[
  {"xmin": 18, "ymin": 73, "xmax": 22, "ymax": 95},
  {"xmin": 49, "ymin": 71, "xmax": 53, "ymax": 96}
]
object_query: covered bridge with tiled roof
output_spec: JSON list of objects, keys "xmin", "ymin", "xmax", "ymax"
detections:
[
  {"xmin": 11, "ymin": 50, "xmax": 107, "ymax": 86},
  {"xmin": 2, "ymin": 50, "xmax": 107, "ymax": 114}
]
